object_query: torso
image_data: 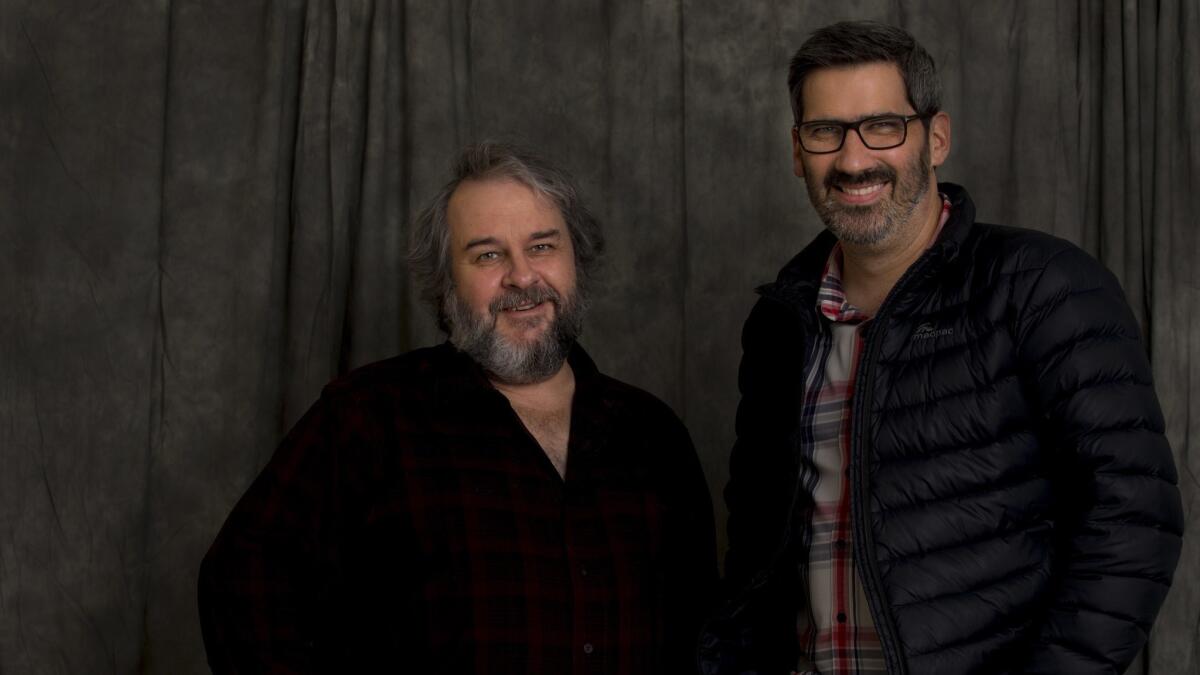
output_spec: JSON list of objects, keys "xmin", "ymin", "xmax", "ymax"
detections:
[{"xmin": 309, "ymin": 344, "xmax": 711, "ymax": 675}]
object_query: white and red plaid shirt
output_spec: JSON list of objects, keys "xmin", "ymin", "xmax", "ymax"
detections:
[{"xmin": 793, "ymin": 198, "xmax": 951, "ymax": 674}]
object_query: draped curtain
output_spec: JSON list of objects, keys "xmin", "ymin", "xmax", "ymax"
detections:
[{"xmin": 1, "ymin": 1, "xmax": 1195, "ymax": 672}]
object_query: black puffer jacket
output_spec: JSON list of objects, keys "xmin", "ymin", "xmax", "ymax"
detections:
[{"xmin": 701, "ymin": 184, "xmax": 1183, "ymax": 675}]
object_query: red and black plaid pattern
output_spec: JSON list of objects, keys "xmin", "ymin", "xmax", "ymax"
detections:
[
  {"xmin": 199, "ymin": 343, "xmax": 717, "ymax": 675},
  {"xmin": 791, "ymin": 248, "xmax": 883, "ymax": 675}
]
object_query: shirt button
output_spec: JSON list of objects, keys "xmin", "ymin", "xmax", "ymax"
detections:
[
  {"xmin": 580, "ymin": 565, "xmax": 589, "ymax": 577},
  {"xmin": 583, "ymin": 642, "xmax": 595, "ymax": 655},
  {"xmin": 837, "ymin": 612, "xmax": 847, "ymax": 623}
]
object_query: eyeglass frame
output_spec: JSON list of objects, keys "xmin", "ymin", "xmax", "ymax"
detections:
[{"xmin": 793, "ymin": 113, "xmax": 933, "ymax": 154}]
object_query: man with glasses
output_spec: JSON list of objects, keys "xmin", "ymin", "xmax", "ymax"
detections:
[{"xmin": 702, "ymin": 20, "xmax": 1182, "ymax": 675}]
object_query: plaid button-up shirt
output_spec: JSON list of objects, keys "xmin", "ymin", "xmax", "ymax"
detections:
[
  {"xmin": 794, "ymin": 199, "xmax": 950, "ymax": 674},
  {"xmin": 199, "ymin": 343, "xmax": 717, "ymax": 675}
]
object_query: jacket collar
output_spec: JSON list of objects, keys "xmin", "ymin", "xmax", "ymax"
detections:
[
  {"xmin": 758, "ymin": 182, "xmax": 976, "ymax": 311},
  {"xmin": 934, "ymin": 182, "xmax": 975, "ymax": 259}
]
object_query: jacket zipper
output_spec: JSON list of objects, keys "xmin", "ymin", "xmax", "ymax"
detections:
[
  {"xmin": 850, "ymin": 247, "xmax": 943, "ymax": 675},
  {"xmin": 759, "ymin": 278, "xmax": 909, "ymax": 671},
  {"xmin": 850, "ymin": 321, "xmax": 905, "ymax": 674}
]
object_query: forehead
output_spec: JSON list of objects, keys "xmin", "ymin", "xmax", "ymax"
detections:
[
  {"xmin": 446, "ymin": 177, "xmax": 567, "ymax": 245},
  {"xmin": 800, "ymin": 61, "xmax": 911, "ymax": 121}
]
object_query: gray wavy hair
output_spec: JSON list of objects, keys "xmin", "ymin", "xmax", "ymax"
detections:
[{"xmin": 408, "ymin": 141, "xmax": 605, "ymax": 332}]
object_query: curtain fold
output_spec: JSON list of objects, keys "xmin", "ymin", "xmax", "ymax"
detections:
[
  {"xmin": 1, "ymin": 0, "xmax": 1195, "ymax": 672},
  {"xmin": 1143, "ymin": 0, "xmax": 1200, "ymax": 670}
]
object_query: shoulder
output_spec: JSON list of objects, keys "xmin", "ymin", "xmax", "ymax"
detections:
[
  {"xmin": 592, "ymin": 373, "xmax": 688, "ymax": 434},
  {"xmin": 945, "ymin": 222, "xmax": 1129, "ymax": 321},
  {"xmin": 936, "ymin": 183, "xmax": 1099, "ymax": 282},
  {"xmin": 743, "ymin": 230, "xmax": 832, "ymax": 344},
  {"xmin": 318, "ymin": 344, "xmax": 457, "ymax": 411},
  {"xmin": 585, "ymin": 371, "xmax": 701, "ymax": 470},
  {"xmin": 958, "ymin": 224, "xmax": 1144, "ymax": 359},
  {"xmin": 586, "ymin": 373, "xmax": 710, "ymax": 500},
  {"xmin": 963, "ymin": 223, "xmax": 1110, "ymax": 284},
  {"xmin": 762, "ymin": 229, "xmax": 836, "ymax": 294}
]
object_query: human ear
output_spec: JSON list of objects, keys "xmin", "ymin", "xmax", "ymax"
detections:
[{"xmin": 928, "ymin": 111, "xmax": 951, "ymax": 168}]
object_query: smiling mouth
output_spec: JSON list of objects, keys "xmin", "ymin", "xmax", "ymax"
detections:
[
  {"xmin": 503, "ymin": 301, "xmax": 544, "ymax": 312},
  {"xmin": 837, "ymin": 182, "xmax": 887, "ymax": 196}
]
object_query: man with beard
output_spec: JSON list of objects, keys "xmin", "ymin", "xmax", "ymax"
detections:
[
  {"xmin": 199, "ymin": 142, "xmax": 717, "ymax": 674},
  {"xmin": 700, "ymin": 21, "xmax": 1182, "ymax": 675}
]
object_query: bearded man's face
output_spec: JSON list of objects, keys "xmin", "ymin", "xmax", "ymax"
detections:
[{"xmin": 443, "ymin": 178, "xmax": 584, "ymax": 384}]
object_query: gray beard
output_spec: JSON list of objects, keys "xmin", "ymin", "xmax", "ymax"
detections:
[
  {"xmin": 444, "ymin": 284, "xmax": 585, "ymax": 385},
  {"xmin": 808, "ymin": 144, "xmax": 931, "ymax": 246}
]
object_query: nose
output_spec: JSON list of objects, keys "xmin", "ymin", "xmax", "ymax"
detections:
[
  {"xmin": 832, "ymin": 127, "xmax": 877, "ymax": 174},
  {"xmin": 502, "ymin": 252, "xmax": 539, "ymax": 289}
]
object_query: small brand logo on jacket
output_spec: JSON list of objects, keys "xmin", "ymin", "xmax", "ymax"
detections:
[{"xmin": 912, "ymin": 322, "xmax": 954, "ymax": 340}]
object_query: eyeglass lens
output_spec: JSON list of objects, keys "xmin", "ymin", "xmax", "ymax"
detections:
[{"xmin": 799, "ymin": 116, "xmax": 909, "ymax": 152}]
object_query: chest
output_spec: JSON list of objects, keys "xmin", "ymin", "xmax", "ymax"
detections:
[
  {"xmin": 802, "ymin": 278, "xmax": 1042, "ymax": 493},
  {"xmin": 365, "ymin": 431, "xmax": 668, "ymax": 656},
  {"xmin": 510, "ymin": 401, "xmax": 571, "ymax": 464}
]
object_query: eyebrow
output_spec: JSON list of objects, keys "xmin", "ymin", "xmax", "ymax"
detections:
[
  {"xmin": 463, "ymin": 236, "xmax": 499, "ymax": 251},
  {"xmin": 462, "ymin": 229, "xmax": 562, "ymax": 251},
  {"xmin": 801, "ymin": 111, "xmax": 911, "ymax": 124}
]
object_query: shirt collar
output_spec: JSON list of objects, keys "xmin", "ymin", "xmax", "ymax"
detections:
[{"xmin": 432, "ymin": 340, "xmax": 601, "ymax": 405}]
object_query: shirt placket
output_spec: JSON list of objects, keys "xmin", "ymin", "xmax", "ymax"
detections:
[
  {"xmin": 563, "ymin": 476, "xmax": 609, "ymax": 675},
  {"xmin": 831, "ymin": 320, "xmax": 864, "ymax": 672},
  {"xmin": 808, "ymin": 246, "xmax": 879, "ymax": 673}
]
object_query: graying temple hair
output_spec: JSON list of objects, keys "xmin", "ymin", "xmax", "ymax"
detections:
[
  {"xmin": 788, "ymin": 21, "xmax": 941, "ymax": 124},
  {"xmin": 408, "ymin": 142, "xmax": 605, "ymax": 332}
]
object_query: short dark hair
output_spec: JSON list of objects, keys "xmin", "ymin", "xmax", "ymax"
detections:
[
  {"xmin": 788, "ymin": 21, "xmax": 941, "ymax": 123},
  {"xmin": 408, "ymin": 141, "xmax": 605, "ymax": 331}
]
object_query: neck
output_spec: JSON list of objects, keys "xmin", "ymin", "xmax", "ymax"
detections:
[
  {"xmin": 840, "ymin": 186, "xmax": 942, "ymax": 316},
  {"xmin": 490, "ymin": 360, "xmax": 576, "ymax": 408}
]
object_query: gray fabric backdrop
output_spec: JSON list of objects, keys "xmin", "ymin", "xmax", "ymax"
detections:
[{"xmin": 1, "ymin": 0, "xmax": 1196, "ymax": 673}]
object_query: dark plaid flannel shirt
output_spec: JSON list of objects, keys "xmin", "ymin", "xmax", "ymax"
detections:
[{"xmin": 199, "ymin": 343, "xmax": 717, "ymax": 675}]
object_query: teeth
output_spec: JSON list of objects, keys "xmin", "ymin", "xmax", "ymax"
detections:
[
  {"xmin": 843, "ymin": 183, "xmax": 884, "ymax": 196},
  {"xmin": 509, "ymin": 303, "xmax": 537, "ymax": 311}
]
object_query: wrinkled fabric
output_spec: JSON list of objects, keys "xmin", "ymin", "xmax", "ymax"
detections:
[{"xmin": 2, "ymin": 1, "xmax": 1198, "ymax": 673}]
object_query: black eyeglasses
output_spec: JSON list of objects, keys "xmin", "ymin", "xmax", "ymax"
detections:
[{"xmin": 794, "ymin": 113, "xmax": 931, "ymax": 154}]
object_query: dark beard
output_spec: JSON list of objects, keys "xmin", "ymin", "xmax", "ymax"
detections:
[
  {"xmin": 807, "ymin": 142, "xmax": 931, "ymax": 245},
  {"xmin": 444, "ymin": 284, "xmax": 586, "ymax": 385}
]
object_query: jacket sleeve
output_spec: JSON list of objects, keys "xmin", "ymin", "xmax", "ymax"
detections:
[
  {"xmin": 700, "ymin": 297, "xmax": 809, "ymax": 674},
  {"xmin": 1013, "ymin": 245, "xmax": 1184, "ymax": 674},
  {"xmin": 723, "ymin": 297, "xmax": 807, "ymax": 592},
  {"xmin": 198, "ymin": 388, "xmax": 366, "ymax": 674}
]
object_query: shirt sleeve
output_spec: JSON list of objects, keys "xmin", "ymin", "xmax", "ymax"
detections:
[
  {"xmin": 197, "ymin": 388, "xmax": 363, "ymax": 674},
  {"xmin": 1013, "ymin": 245, "xmax": 1184, "ymax": 674}
]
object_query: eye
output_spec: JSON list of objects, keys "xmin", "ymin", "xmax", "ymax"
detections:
[
  {"xmin": 529, "ymin": 243, "xmax": 555, "ymax": 254},
  {"xmin": 804, "ymin": 124, "xmax": 841, "ymax": 140},
  {"xmin": 475, "ymin": 251, "xmax": 501, "ymax": 263},
  {"xmin": 864, "ymin": 117, "xmax": 904, "ymax": 135}
]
